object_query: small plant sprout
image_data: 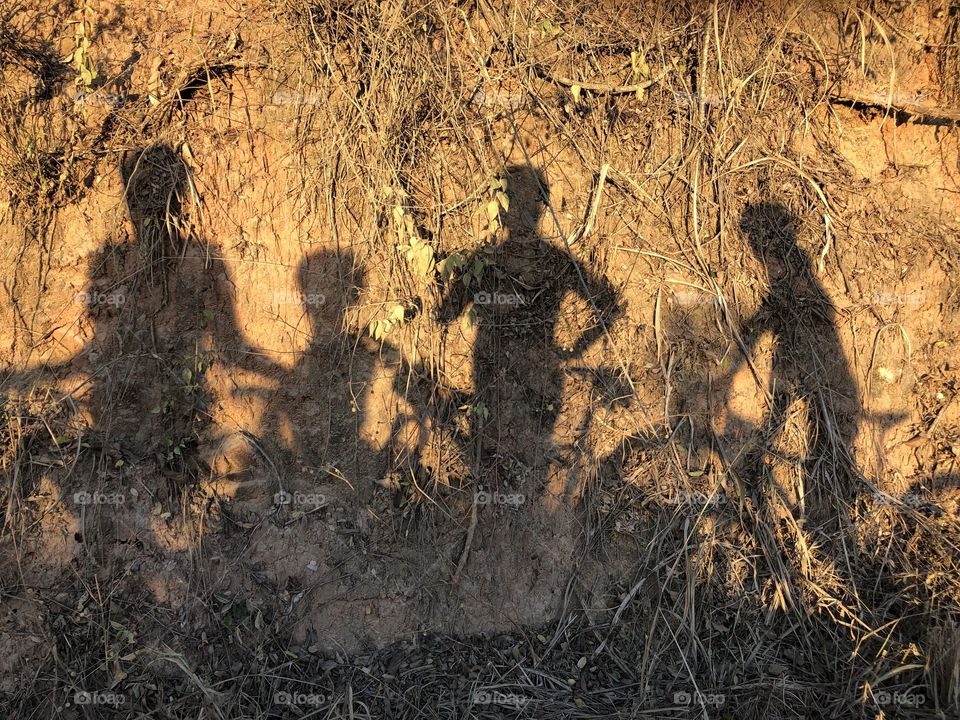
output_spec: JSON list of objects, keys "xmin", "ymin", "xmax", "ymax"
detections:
[
  {"xmin": 475, "ymin": 174, "xmax": 509, "ymax": 242},
  {"xmin": 70, "ymin": 3, "xmax": 98, "ymax": 91},
  {"xmin": 630, "ymin": 46, "xmax": 651, "ymax": 99}
]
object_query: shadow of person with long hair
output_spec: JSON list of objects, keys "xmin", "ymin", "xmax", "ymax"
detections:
[
  {"xmin": 1, "ymin": 142, "xmax": 251, "ymax": 565},
  {"xmin": 3, "ymin": 143, "xmax": 238, "ymax": 465},
  {"xmin": 114, "ymin": 144, "xmax": 246, "ymax": 475}
]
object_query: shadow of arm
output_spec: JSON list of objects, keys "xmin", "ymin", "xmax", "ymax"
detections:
[{"xmin": 563, "ymin": 259, "xmax": 624, "ymax": 360}]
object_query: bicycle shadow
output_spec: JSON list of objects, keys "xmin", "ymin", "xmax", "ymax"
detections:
[{"xmin": 593, "ymin": 200, "xmax": 958, "ymax": 713}]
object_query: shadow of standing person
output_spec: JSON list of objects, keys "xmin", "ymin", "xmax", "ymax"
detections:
[
  {"xmin": 1, "ymin": 143, "xmax": 247, "ymax": 551},
  {"xmin": 115, "ymin": 144, "xmax": 250, "ymax": 474},
  {"xmin": 436, "ymin": 164, "xmax": 622, "ymax": 506},
  {"xmin": 723, "ymin": 201, "xmax": 861, "ymax": 528},
  {"xmin": 4, "ymin": 144, "xmax": 235, "ymax": 464},
  {"xmin": 283, "ymin": 249, "xmax": 380, "ymax": 493}
]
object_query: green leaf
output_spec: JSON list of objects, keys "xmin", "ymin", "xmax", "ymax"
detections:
[
  {"xmin": 437, "ymin": 257, "xmax": 452, "ymax": 279},
  {"xmin": 541, "ymin": 19, "xmax": 558, "ymax": 38}
]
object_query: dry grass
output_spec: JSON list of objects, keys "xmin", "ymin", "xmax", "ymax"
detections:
[{"xmin": 0, "ymin": 1, "xmax": 958, "ymax": 718}]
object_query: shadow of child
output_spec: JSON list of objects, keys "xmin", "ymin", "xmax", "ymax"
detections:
[{"xmin": 214, "ymin": 247, "xmax": 396, "ymax": 517}]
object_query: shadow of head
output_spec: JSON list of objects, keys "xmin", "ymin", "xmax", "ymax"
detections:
[
  {"xmin": 119, "ymin": 144, "xmax": 191, "ymax": 271},
  {"xmin": 295, "ymin": 249, "xmax": 365, "ymax": 344},
  {"xmin": 120, "ymin": 144, "xmax": 188, "ymax": 220},
  {"xmin": 739, "ymin": 201, "xmax": 804, "ymax": 272},
  {"xmin": 501, "ymin": 164, "xmax": 549, "ymax": 243}
]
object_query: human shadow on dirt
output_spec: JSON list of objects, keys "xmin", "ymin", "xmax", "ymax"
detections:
[
  {"xmin": 434, "ymin": 164, "xmax": 623, "ymax": 506},
  {"xmin": 606, "ymin": 201, "xmax": 863, "ymax": 538},
  {"xmin": 1, "ymin": 143, "xmax": 242, "ymax": 543},
  {"xmin": 216, "ymin": 247, "xmax": 395, "ymax": 516},
  {"xmin": 594, "ymin": 200, "xmax": 960, "ymax": 715},
  {"xmin": 727, "ymin": 202, "xmax": 860, "ymax": 516}
]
